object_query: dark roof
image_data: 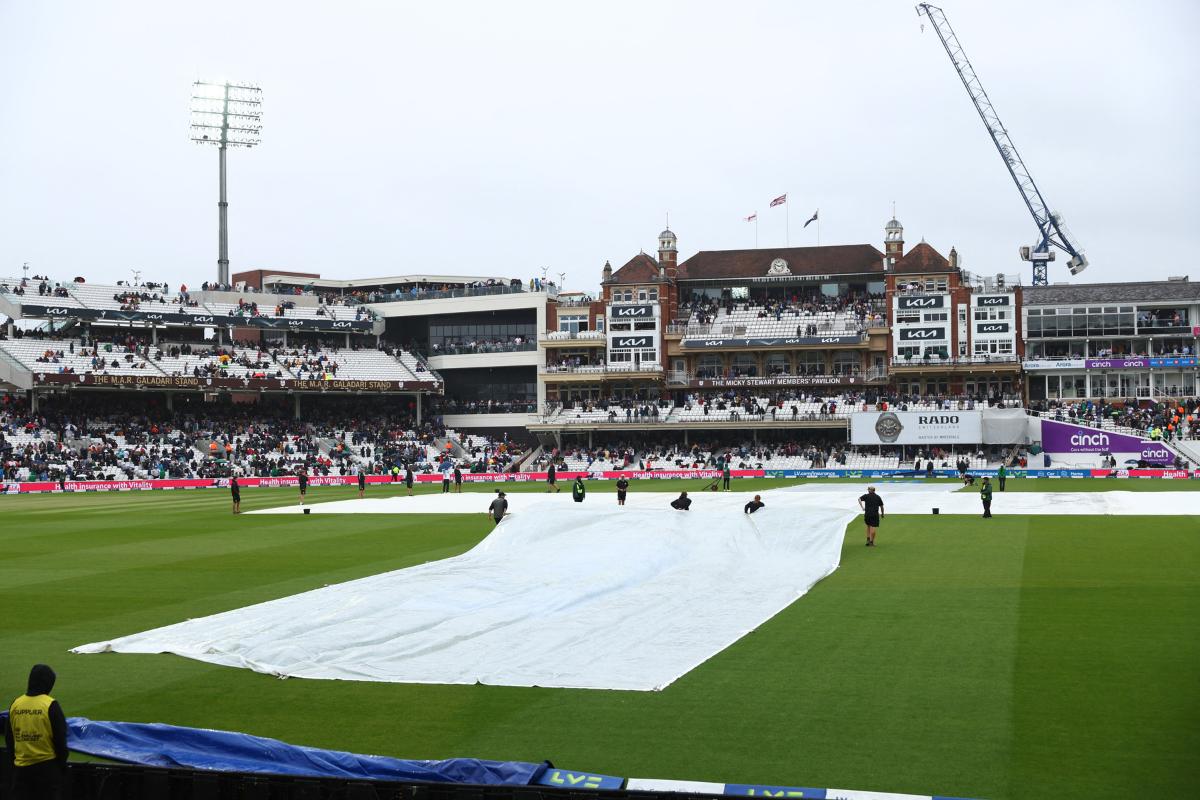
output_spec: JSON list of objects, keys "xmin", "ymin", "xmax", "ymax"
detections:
[
  {"xmin": 891, "ymin": 242, "xmax": 952, "ymax": 275},
  {"xmin": 1024, "ymin": 279, "xmax": 1200, "ymax": 306},
  {"xmin": 676, "ymin": 244, "xmax": 883, "ymax": 282},
  {"xmin": 608, "ymin": 253, "xmax": 662, "ymax": 284}
]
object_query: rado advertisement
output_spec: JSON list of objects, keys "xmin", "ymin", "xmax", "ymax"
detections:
[{"xmin": 851, "ymin": 410, "xmax": 983, "ymax": 445}]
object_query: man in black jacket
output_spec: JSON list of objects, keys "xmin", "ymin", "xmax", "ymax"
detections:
[
  {"xmin": 744, "ymin": 495, "xmax": 765, "ymax": 514},
  {"xmin": 670, "ymin": 491, "xmax": 692, "ymax": 510},
  {"xmin": 6, "ymin": 663, "xmax": 68, "ymax": 799}
]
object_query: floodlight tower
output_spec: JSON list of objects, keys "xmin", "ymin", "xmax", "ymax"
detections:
[{"xmin": 189, "ymin": 81, "xmax": 262, "ymax": 286}]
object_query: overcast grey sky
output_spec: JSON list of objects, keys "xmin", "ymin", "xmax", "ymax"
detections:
[{"xmin": 1, "ymin": 0, "xmax": 1197, "ymax": 294}]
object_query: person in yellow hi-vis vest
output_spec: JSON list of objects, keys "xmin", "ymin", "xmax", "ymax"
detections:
[{"xmin": 5, "ymin": 663, "xmax": 68, "ymax": 798}]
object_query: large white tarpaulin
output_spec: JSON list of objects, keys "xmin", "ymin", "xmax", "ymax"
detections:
[
  {"xmin": 851, "ymin": 410, "xmax": 983, "ymax": 445},
  {"xmin": 73, "ymin": 491, "xmax": 856, "ymax": 691},
  {"xmin": 981, "ymin": 407, "xmax": 1030, "ymax": 445}
]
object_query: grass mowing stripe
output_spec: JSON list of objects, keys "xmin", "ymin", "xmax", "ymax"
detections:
[{"xmin": 1006, "ymin": 515, "xmax": 1200, "ymax": 799}]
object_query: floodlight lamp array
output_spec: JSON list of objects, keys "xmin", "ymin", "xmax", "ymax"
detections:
[{"xmin": 189, "ymin": 80, "xmax": 263, "ymax": 148}]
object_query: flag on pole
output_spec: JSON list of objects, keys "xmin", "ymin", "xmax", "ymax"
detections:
[
  {"xmin": 770, "ymin": 193, "xmax": 787, "ymax": 208},
  {"xmin": 744, "ymin": 213, "xmax": 757, "ymax": 223},
  {"xmin": 803, "ymin": 210, "xmax": 818, "ymax": 228}
]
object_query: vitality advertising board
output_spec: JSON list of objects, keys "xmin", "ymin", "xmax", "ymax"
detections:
[
  {"xmin": 851, "ymin": 411, "xmax": 983, "ymax": 445},
  {"xmin": 0, "ymin": 470, "xmax": 768, "ymax": 494}
]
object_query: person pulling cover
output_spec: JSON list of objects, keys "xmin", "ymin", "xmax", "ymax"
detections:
[
  {"xmin": 744, "ymin": 495, "xmax": 765, "ymax": 514},
  {"xmin": 670, "ymin": 491, "xmax": 692, "ymax": 510},
  {"xmin": 487, "ymin": 491, "xmax": 508, "ymax": 524},
  {"xmin": 572, "ymin": 476, "xmax": 586, "ymax": 503}
]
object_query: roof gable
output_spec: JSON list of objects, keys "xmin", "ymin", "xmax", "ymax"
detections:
[
  {"xmin": 677, "ymin": 244, "xmax": 884, "ymax": 281},
  {"xmin": 609, "ymin": 253, "xmax": 662, "ymax": 284},
  {"xmin": 892, "ymin": 242, "xmax": 951, "ymax": 275}
]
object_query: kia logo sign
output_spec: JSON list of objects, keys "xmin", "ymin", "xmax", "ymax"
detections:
[
  {"xmin": 332, "ymin": 321, "xmax": 353, "ymax": 328},
  {"xmin": 900, "ymin": 327, "xmax": 946, "ymax": 340},
  {"xmin": 191, "ymin": 316, "xmax": 214, "ymax": 323},
  {"xmin": 977, "ymin": 295, "xmax": 1010, "ymax": 306},
  {"xmin": 898, "ymin": 296, "xmax": 944, "ymax": 309},
  {"xmin": 612, "ymin": 306, "xmax": 653, "ymax": 317},
  {"xmin": 704, "ymin": 340, "xmax": 723, "ymax": 346},
  {"xmin": 144, "ymin": 314, "xmax": 164, "ymax": 320},
  {"xmin": 612, "ymin": 336, "xmax": 652, "ymax": 348},
  {"xmin": 289, "ymin": 320, "xmax": 305, "ymax": 327},
  {"xmin": 819, "ymin": 337, "xmax": 841, "ymax": 343},
  {"xmin": 45, "ymin": 307, "xmax": 70, "ymax": 315},
  {"xmin": 976, "ymin": 323, "xmax": 1009, "ymax": 333}
]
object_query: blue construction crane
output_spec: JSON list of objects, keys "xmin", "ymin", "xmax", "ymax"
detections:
[{"xmin": 916, "ymin": 3, "xmax": 1087, "ymax": 286}]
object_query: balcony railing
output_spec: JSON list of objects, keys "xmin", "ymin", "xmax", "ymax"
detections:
[
  {"xmin": 542, "ymin": 363, "xmax": 663, "ymax": 375},
  {"xmin": 429, "ymin": 340, "xmax": 536, "ymax": 356},
  {"xmin": 540, "ymin": 330, "xmax": 606, "ymax": 342},
  {"xmin": 891, "ymin": 354, "xmax": 1020, "ymax": 366}
]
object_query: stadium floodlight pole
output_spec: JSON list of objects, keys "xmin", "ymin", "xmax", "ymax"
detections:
[{"xmin": 189, "ymin": 80, "xmax": 262, "ymax": 286}]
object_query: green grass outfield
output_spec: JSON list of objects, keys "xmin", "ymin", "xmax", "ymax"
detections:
[{"xmin": 1, "ymin": 479, "xmax": 1197, "ymax": 799}]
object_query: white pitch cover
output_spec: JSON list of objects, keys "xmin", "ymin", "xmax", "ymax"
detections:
[{"xmin": 74, "ymin": 491, "xmax": 854, "ymax": 691}]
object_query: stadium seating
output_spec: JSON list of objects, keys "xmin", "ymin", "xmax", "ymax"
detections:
[{"xmin": 0, "ymin": 337, "xmax": 157, "ymax": 377}]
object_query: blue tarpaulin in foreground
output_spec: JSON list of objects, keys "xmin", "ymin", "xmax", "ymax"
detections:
[{"xmin": 63, "ymin": 717, "xmax": 549, "ymax": 785}]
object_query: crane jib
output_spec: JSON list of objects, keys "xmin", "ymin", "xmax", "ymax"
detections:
[{"xmin": 916, "ymin": 3, "xmax": 1087, "ymax": 285}]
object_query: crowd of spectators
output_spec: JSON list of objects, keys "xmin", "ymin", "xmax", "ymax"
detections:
[
  {"xmin": 680, "ymin": 292, "xmax": 886, "ymax": 328},
  {"xmin": 0, "ymin": 395, "xmax": 450, "ymax": 482},
  {"xmin": 430, "ymin": 336, "xmax": 533, "ymax": 356}
]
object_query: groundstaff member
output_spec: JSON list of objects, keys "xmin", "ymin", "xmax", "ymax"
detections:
[
  {"xmin": 670, "ymin": 491, "xmax": 692, "ymax": 510},
  {"xmin": 487, "ymin": 491, "xmax": 508, "ymax": 524},
  {"xmin": 6, "ymin": 663, "xmax": 68, "ymax": 799},
  {"xmin": 981, "ymin": 476, "xmax": 993, "ymax": 518},
  {"xmin": 615, "ymin": 476, "xmax": 629, "ymax": 506},
  {"xmin": 404, "ymin": 464, "xmax": 414, "ymax": 496},
  {"xmin": 546, "ymin": 462, "xmax": 560, "ymax": 493},
  {"xmin": 356, "ymin": 464, "xmax": 366, "ymax": 499},
  {"xmin": 297, "ymin": 469, "xmax": 308, "ymax": 505},
  {"xmin": 997, "ymin": 463, "xmax": 1007, "ymax": 491},
  {"xmin": 572, "ymin": 475, "xmax": 586, "ymax": 503},
  {"xmin": 858, "ymin": 486, "xmax": 884, "ymax": 547},
  {"xmin": 744, "ymin": 495, "xmax": 765, "ymax": 514},
  {"xmin": 230, "ymin": 476, "xmax": 241, "ymax": 515}
]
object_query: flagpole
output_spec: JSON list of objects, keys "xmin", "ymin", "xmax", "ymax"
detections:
[
  {"xmin": 817, "ymin": 208, "xmax": 820, "ymax": 247},
  {"xmin": 755, "ymin": 214, "xmax": 759, "ymax": 248},
  {"xmin": 786, "ymin": 201, "xmax": 790, "ymax": 247}
]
